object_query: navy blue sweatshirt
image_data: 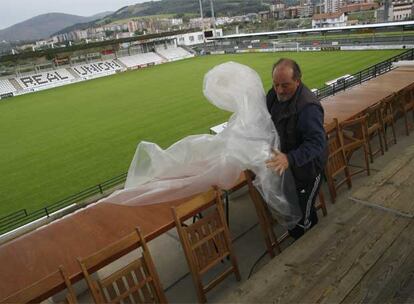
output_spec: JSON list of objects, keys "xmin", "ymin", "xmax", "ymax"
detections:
[{"xmin": 266, "ymin": 84, "xmax": 327, "ymax": 188}]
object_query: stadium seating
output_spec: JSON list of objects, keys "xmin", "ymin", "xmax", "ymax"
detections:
[
  {"xmin": 155, "ymin": 47, "xmax": 194, "ymax": 61},
  {"xmin": 70, "ymin": 59, "xmax": 125, "ymax": 80},
  {"xmin": 14, "ymin": 68, "xmax": 75, "ymax": 92},
  {"xmin": 117, "ymin": 52, "xmax": 164, "ymax": 69},
  {"xmin": 0, "ymin": 79, "xmax": 17, "ymax": 97}
]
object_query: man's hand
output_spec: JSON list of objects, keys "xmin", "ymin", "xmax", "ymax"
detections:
[{"xmin": 265, "ymin": 149, "xmax": 289, "ymax": 175}]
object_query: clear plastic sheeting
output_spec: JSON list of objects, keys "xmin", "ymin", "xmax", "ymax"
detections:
[{"xmin": 102, "ymin": 61, "xmax": 302, "ymax": 229}]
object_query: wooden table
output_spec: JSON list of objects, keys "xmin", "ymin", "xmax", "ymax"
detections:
[
  {"xmin": 224, "ymin": 143, "xmax": 414, "ymax": 303},
  {"xmin": 322, "ymin": 66, "xmax": 414, "ymax": 124},
  {"xmin": 0, "ymin": 195, "xmax": 203, "ymax": 300}
]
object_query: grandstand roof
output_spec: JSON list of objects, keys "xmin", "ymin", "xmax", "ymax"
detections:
[
  {"xmin": 209, "ymin": 20, "xmax": 414, "ymax": 40},
  {"xmin": 0, "ymin": 29, "xmax": 198, "ymax": 64}
]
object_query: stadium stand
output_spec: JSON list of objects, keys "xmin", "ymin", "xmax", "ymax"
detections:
[
  {"xmin": 71, "ymin": 59, "xmax": 125, "ymax": 80},
  {"xmin": 0, "ymin": 79, "xmax": 17, "ymax": 99},
  {"xmin": 155, "ymin": 47, "xmax": 194, "ymax": 61},
  {"xmin": 14, "ymin": 68, "xmax": 75, "ymax": 92},
  {"xmin": 117, "ymin": 52, "xmax": 164, "ymax": 69}
]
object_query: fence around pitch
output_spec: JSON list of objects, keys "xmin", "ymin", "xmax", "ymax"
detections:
[
  {"xmin": 1, "ymin": 48, "xmax": 414, "ymax": 236},
  {"xmin": 0, "ymin": 172, "xmax": 127, "ymax": 235},
  {"xmin": 314, "ymin": 48, "xmax": 414, "ymax": 99}
]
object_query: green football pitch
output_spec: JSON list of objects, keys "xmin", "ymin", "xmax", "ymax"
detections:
[{"xmin": 0, "ymin": 50, "xmax": 402, "ymax": 216}]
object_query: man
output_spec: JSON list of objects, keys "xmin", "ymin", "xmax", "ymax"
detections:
[{"xmin": 265, "ymin": 58, "xmax": 327, "ymax": 239}]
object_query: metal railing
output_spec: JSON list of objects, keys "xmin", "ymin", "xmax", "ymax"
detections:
[
  {"xmin": 314, "ymin": 48, "xmax": 414, "ymax": 100},
  {"xmin": 0, "ymin": 172, "xmax": 127, "ymax": 235},
  {"xmin": 1, "ymin": 48, "xmax": 414, "ymax": 236}
]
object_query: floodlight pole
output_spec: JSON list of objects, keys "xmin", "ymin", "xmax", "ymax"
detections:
[
  {"xmin": 198, "ymin": 0, "xmax": 207, "ymax": 48},
  {"xmin": 199, "ymin": 0, "xmax": 204, "ymax": 32},
  {"xmin": 210, "ymin": 0, "xmax": 216, "ymax": 32}
]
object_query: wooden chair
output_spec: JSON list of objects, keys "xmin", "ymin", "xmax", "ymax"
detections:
[
  {"xmin": 244, "ymin": 170, "xmax": 285, "ymax": 258},
  {"xmin": 364, "ymin": 102, "xmax": 385, "ymax": 162},
  {"xmin": 1, "ymin": 266, "xmax": 77, "ymax": 304},
  {"xmin": 315, "ymin": 188, "xmax": 328, "ymax": 216},
  {"xmin": 325, "ymin": 119, "xmax": 352, "ymax": 203},
  {"xmin": 396, "ymin": 84, "xmax": 414, "ymax": 136},
  {"xmin": 78, "ymin": 227, "xmax": 167, "ymax": 304},
  {"xmin": 381, "ymin": 94, "xmax": 397, "ymax": 151},
  {"xmin": 171, "ymin": 188, "xmax": 240, "ymax": 303},
  {"xmin": 245, "ymin": 170, "xmax": 326, "ymax": 248},
  {"xmin": 340, "ymin": 115, "xmax": 370, "ymax": 178}
]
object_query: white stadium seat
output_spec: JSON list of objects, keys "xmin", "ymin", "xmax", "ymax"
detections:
[
  {"xmin": 156, "ymin": 47, "xmax": 193, "ymax": 61},
  {"xmin": 71, "ymin": 59, "xmax": 124, "ymax": 79},
  {"xmin": 117, "ymin": 52, "xmax": 164, "ymax": 68},
  {"xmin": 0, "ymin": 79, "xmax": 17, "ymax": 96},
  {"xmin": 15, "ymin": 69, "xmax": 75, "ymax": 91}
]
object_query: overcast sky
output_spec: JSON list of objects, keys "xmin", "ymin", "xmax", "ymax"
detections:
[{"xmin": 0, "ymin": 0, "xmax": 144, "ymax": 30}]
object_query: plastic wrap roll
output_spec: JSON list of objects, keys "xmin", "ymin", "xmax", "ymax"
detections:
[{"xmin": 102, "ymin": 61, "xmax": 301, "ymax": 229}]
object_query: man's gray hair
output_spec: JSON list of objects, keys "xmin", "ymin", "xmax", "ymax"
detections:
[{"xmin": 272, "ymin": 58, "xmax": 302, "ymax": 80}]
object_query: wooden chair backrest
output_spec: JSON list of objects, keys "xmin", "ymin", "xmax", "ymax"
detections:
[
  {"xmin": 173, "ymin": 188, "xmax": 230, "ymax": 269},
  {"xmin": 403, "ymin": 83, "xmax": 414, "ymax": 105},
  {"xmin": 339, "ymin": 114, "xmax": 368, "ymax": 151},
  {"xmin": 172, "ymin": 188, "xmax": 240, "ymax": 303},
  {"xmin": 365, "ymin": 102, "xmax": 382, "ymax": 132},
  {"xmin": 1, "ymin": 266, "xmax": 77, "ymax": 304},
  {"xmin": 381, "ymin": 94, "xmax": 396, "ymax": 121},
  {"xmin": 397, "ymin": 85, "xmax": 414, "ymax": 109},
  {"xmin": 78, "ymin": 227, "xmax": 167, "ymax": 304},
  {"xmin": 325, "ymin": 118, "xmax": 347, "ymax": 177}
]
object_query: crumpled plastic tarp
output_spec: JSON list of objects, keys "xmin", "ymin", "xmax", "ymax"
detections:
[{"xmin": 102, "ymin": 61, "xmax": 302, "ymax": 229}]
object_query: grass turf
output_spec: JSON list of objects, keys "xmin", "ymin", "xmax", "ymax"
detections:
[{"xmin": 0, "ymin": 50, "xmax": 401, "ymax": 216}]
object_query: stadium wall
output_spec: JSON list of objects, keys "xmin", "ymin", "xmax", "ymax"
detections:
[{"xmin": 0, "ymin": 47, "xmax": 193, "ymax": 100}]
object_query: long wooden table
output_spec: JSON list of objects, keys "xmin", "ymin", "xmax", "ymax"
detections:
[
  {"xmin": 1, "ymin": 66, "xmax": 414, "ymax": 301},
  {"xmin": 322, "ymin": 66, "xmax": 414, "ymax": 124},
  {"xmin": 0, "ymin": 196, "xmax": 203, "ymax": 300}
]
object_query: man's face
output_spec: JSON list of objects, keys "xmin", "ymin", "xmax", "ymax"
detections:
[{"xmin": 272, "ymin": 65, "xmax": 300, "ymax": 102}]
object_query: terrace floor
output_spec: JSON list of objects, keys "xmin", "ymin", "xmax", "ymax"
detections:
[{"xmin": 47, "ymin": 117, "xmax": 414, "ymax": 304}]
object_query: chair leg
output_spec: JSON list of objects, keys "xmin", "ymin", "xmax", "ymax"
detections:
[
  {"xmin": 263, "ymin": 205, "xmax": 282, "ymax": 253},
  {"xmin": 391, "ymin": 120, "xmax": 397, "ymax": 145},
  {"xmin": 367, "ymin": 135, "xmax": 374, "ymax": 163},
  {"xmin": 363, "ymin": 144, "xmax": 371, "ymax": 176},
  {"xmin": 223, "ymin": 191, "xmax": 230, "ymax": 227},
  {"xmin": 404, "ymin": 110, "xmax": 410, "ymax": 136},
  {"xmin": 382, "ymin": 122, "xmax": 389, "ymax": 151},
  {"xmin": 246, "ymin": 177, "xmax": 277, "ymax": 258},
  {"xmin": 318, "ymin": 190, "xmax": 328, "ymax": 217},
  {"xmin": 326, "ymin": 173, "xmax": 337, "ymax": 204},
  {"xmin": 378, "ymin": 130, "xmax": 384, "ymax": 156}
]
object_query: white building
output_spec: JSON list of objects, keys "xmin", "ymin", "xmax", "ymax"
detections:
[
  {"xmin": 312, "ymin": 12, "xmax": 348, "ymax": 28},
  {"xmin": 324, "ymin": 0, "xmax": 345, "ymax": 13},
  {"xmin": 170, "ymin": 18, "xmax": 183, "ymax": 26},
  {"xmin": 299, "ymin": 3, "xmax": 314, "ymax": 17},
  {"xmin": 392, "ymin": 0, "xmax": 413, "ymax": 21},
  {"xmin": 215, "ymin": 17, "xmax": 233, "ymax": 25},
  {"xmin": 175, "ymin": 29, "xmax": 223, "ymax": 46},
  {"xmin": 128, "ymin": 21, "xmax": 138, "ymax": 33},
  {"xmin": 189, "ymin": 18, "xmax": 214, "ymax": 29}
]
